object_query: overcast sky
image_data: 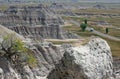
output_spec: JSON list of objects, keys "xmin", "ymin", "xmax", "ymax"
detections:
[
  {"xmin": 0, "ymin": 0, "xmax": 120, "ymax": 3},
  {"xmin": 78, "ymin": 0, "xmax": 120, "ymax": 3}
]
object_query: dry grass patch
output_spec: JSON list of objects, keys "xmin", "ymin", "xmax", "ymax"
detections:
[
  {"xmin": 73, "ymin": 8, "xmax": 120, "ymax": 15},
  {"xmin": 103, "ymin": 38, "xmax": 120, "ymax": 57},
  {"xmin": 45, "ymin": 38, "xmax": 90, "ymax": 47}
]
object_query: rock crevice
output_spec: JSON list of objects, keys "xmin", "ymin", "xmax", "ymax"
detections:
[
  {"xmin": 47, "ymin": 38, "xmax": 114, "ymax": 79},
  {"xmin": 0, "ymin": 36, "xmax": 119, "ymax": 79}
]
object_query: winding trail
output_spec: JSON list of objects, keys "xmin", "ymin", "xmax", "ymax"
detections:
[{"xmin": 69, "ymin": 20, "xmax": 120, "ymax": 41}]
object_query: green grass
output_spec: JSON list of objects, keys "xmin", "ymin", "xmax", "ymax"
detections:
[
  {"xmin": 63, "ymin": 15, "xmax": 120, "ymax": 38},
  {"xmin": 62, "ymin": 7, "xmax": 120, "ymax": 57},
  {"xmin": 63, "ymin": 16, "xmax": 120, "ymax": 28},
  {"xmin": 73, "ymin": 2, "xmax": 120, "ymax": 9},
  {"xmin": 102, "ymin": 38, "xmax": 120, "ymax": 57},
  {"xmin": 46, "ymin": 40, "xmax": 75, "ymax": 45},
  {"xmin": 0, "ymin": 5, "xmax": 9, "ymax": 11},
  {"xmin": 73, "ymin": 8, "xmax": 120, "ymax": 15},
  {"xmin": 63, "ymin": 24, "xmax": 120, "ymax": 57},
  {"xmin": 87, "ymin": 24, "xmax": 120, "ymax": 38}
]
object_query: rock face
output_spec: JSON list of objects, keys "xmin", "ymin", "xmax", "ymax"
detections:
[
  {"xmin": 8, "ymin": 24, "xmax": 80, "ymax": 40},
  {"xmin": 47, "ymin": 38, "xmax": 114, "ymax": 79},
  {"xmin": 8, "ymin": 24, "xmax": 79, "ymax": 39},
  {"xmin": 8, "ymin": 24, "xmax": 64, "ymax": 39},
  {"xmin": 0, "ymin": 37, "xmax": 119, "ymax": 79},
  {"xmin": 0, "ymin": 4, "xmax": 64, "ymax": 26},
  {"xmin": 0, "ymin": 5, "xmax": 79, "ymax": 39},
  {"xmin": 0, "ymin": 43, "xmax": 65, "ymax": 79},
  {"xmin": 0, "ymin": 25, "xmax": 24, "ymax": 40}
]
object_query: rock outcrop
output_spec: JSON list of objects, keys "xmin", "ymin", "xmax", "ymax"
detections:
[
  {"xmin": 7, "ymin": 24, "xmax": 79, "ymax": 39},
  {"xmin": 0, "ymin": 5, "xmax": 79, "ymax": 40},
  {"xmin": 0, "ymin": 5, "xmax": 64, "ymax": 26},
  {"xmin": 0, "ymin": 3, "xmax": 119, "ymax": 79},
  {"xmin": 47, "ymin": 38, "xmax": 114, "ymax": 79},
  {"xmin": 0, "ymin": 42, "xmax": 65, "ymax": 79},
  {"xmin": 0, "ymin": 35, "xmax": 119, "ymax": 79},
  {"xmin": 0, "ymin": 25, "xmax": 65, "ymax": 79},
  {"xmin": 0, "ymin": 25, "xmax": 24, "ymax": 40}
]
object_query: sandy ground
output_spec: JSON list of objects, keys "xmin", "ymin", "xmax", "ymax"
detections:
[{"xmin": 45, "ymin": 38, "xmax": 88, "ymax": 46}]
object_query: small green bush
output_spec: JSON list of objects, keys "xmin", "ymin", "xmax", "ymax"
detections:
[
  {"xmin": 84, "ymin": 19, "xmax": 87, "ymax": 24},
  {"xmin": 27, "ymin": 53, "xmax": 37, "ymax": 67},
  {"xmin": 80, "ymin": 23, "xmax": 87, "ymax": 32},
  {"xmin": 0, "ymin": 33, "xmax": 37, "ymax": 67}
]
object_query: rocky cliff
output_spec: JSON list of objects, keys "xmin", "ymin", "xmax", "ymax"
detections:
[
  {"xmin": 0, "ymin": 43, "xmax": 65, "ymax": 79},
  {"xmin": 47, "ymin": 38, "xmax": 114, "ymax": 79},
  {"xmin": 0, "ymin": 25, "xmax": 24, "ymax": 40},
  {"xmin": 0, "ymin": 36, "xmax": 119, "ymax": 79},
  {"xmin": 0, "ymin": 25, "xmax": 65, "ymax": 79},
  {"xmin": 0, "ymin": 5, "xmax": 64, "ymax": 26},
  {"xmin": 0, "ymin": 5, "xmax": 79, "ymax": 40},
  {"xmin": 8, "ymin": 24, "xmax": 79, "ymax": 39}
]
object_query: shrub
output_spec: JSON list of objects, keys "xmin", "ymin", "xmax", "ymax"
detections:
[
  {"xmin": 84, "ymin": 19, "xmax": 87, "ymax": 24},
  {"xmin": 27, "ymin": 53, "xmax": 37, "ymax": 67},
  {"xmin": 80, "ymin": 23, "xmax": 87, "ymax": 32},
  {"xmin": 0, "ymin": 33, "xmax": 37, "ymax": 67}
]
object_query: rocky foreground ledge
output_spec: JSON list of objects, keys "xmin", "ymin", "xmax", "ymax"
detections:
[
  {"xmin": 48, "ymin": 38, "xmax": 114, "ymax": 79},
  {"xmin": 0, "ymin": 38, "xmax": 120, "ymax": 79}
]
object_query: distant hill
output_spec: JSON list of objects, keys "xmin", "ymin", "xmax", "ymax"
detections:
[
  {"xmin": 79, "ymin": 0, "xmax": 120, "ymax": 3},
  {"xmin": 1, "ymin": 0, "xmax": 120, "ymax": 3}
]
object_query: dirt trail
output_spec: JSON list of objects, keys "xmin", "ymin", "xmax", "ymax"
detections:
[{"xmin": 45, "ymin": 38, "xmax": 88, "ymax": 46}]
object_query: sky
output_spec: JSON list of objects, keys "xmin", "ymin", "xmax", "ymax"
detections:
[
  {"xmin": 0, "ymin": 0, "xmax": 120, "ymax": 3},
  {"xmin": 78, "ymin": 0, "xmax": 120, "ymax": 3}
]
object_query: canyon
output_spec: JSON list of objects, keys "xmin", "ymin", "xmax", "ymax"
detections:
[{"xmin": 0, "ymin": 3, "xmax": 120, "ymax": 79}]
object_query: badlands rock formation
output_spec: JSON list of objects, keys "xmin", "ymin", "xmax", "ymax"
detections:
[
  {"xmin": 48, "ymin": 38, "xmax": 114, "ymax": 79},
  {"xmin": 0, "ymin": 25, "xmax": 24, "ymax": 40},
  {"xmin": 0, "ymin": 25, "xmax": 65, "ymax": 79},
  {"xmin": 8, "ymin": 24, "xmax": 79, "ymax": 39},
  {"xmin": 0, "ymin": 5, "xmax": 79, "ymax": 39},
  {"xmin": 0, "ymin": 3, "xmax": 119, "ymax": 79},
  {"xmin": 0, "ymin": 4, "xmax": 64, "ymax": 26},
  {"xmin": 0, "ymin": 43, "xmax": 64, "ymax": 79},
  {"xmin": 0, "ymin": 29, "xmax": 118, "ymax": 79}
]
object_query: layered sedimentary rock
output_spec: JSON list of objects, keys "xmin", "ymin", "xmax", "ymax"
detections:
[
  {"xmin": 0, "ymin": 25, "xmax": 24, "ymax": 40},
  {"xmin": 0, "ymin": 25, "xmax": 65, "ymax": 79},
  {"xmin": 8, "ymin": 24, "xmax": 79, "ymax": 39},
  {"xmin": 0, "ymin": 42, "xmax": 65, "ymax": 79},
  {"xmin": 0, "ymin": 4, "xmax": 64, "ymax": 26},
  {"xmin": 0, "ymin": 5, "xmax": 79, "ymax": 39},
  {"xmin": 48, "ymin": 38, "xmax": 114, "ymax": 79},
  {"xmin": 0, "ymin": 36, "xmax": 119, "ymax": 79}
]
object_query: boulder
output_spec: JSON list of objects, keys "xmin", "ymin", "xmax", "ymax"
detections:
[
  {"xmin": 48, "ymin": 38, "xmax": 114, "ymax": 79},
  {"xmin": 0, "ymin": 37, "xmax": 119, "ymax": 79}
]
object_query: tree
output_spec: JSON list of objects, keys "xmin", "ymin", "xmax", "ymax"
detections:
[
  {"xmin": 105, "ymin": 28, "xmax": 109, "ymax": 34},
  {"xmin": 80, "ymin": 23, "xmax": 87, "ymax": 32},
  {"xmin": 0, "ymin": 34, "xmax": 37, "ymax": 67},
  {"xmin": 84, "ymin": 19, "xmax": 87, "ymax": 24}
]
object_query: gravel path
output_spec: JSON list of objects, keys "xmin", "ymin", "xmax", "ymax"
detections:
[{"xmin": 69, "ymin": 20, "xmax": 120, "ymax": 41}]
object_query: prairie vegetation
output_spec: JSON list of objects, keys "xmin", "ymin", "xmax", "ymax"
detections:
[{"xmin": 0, "ymin": 34, "xmax": 37, "ymax": 67}]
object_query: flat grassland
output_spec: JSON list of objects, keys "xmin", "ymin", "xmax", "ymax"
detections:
[
  {"xmin": 63, "ymin": 23, "xmax": 120, "ymax": 57},
  {"xmin": 62, "ymin": 7, "xmax": 120, "ymax": 57}
]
